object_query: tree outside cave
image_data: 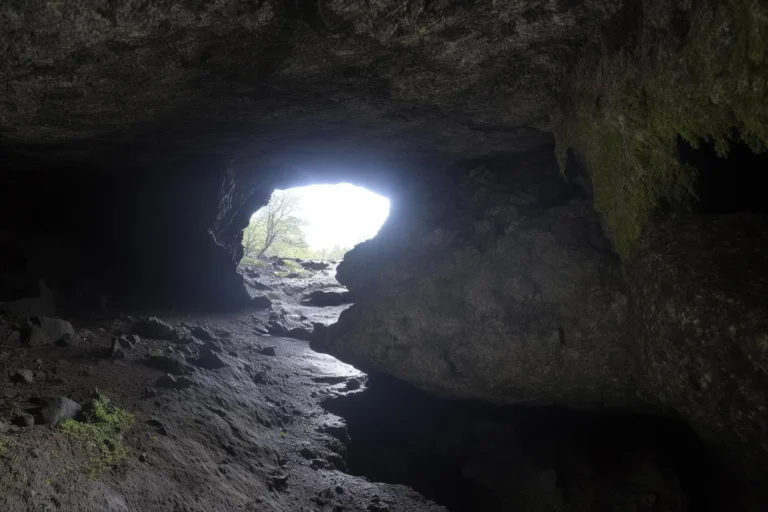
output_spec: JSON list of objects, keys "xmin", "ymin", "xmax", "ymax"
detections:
[{"xmin": 240, "ymin": 184, "xmax": 389, "ymax": 264}]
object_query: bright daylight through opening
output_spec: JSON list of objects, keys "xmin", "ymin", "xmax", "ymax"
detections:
[{"xmin": 240, "ymin": 183, "xmax": 390, "ymax": 264}]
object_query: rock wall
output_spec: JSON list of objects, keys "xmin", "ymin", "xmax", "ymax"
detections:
[
  {"xmin": 314, "ymin": 148, "xmax": 633, "ymax": 407},
  {"xmin": 627, "ymin": 214, "xmax": 768, "ymax": 479}
]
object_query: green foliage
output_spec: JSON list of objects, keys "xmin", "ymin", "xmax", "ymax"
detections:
[
  {"xmin": 0, "ymin": 437, "xmax": 10, "ymax": 457},
  {"xmin": 242, "ymin": 192, "xmax": 308, "ymax": 259},
  {"xmin": 241, "ymin": 191, "xmax": 358, "ymax": 262},
  {"xmin": 554, "ymin": 0, "xmax": 768, "ymax": 258},
  {"xmin": 59, "ymin": 393, "xmax": 135, "ymax": 477}
]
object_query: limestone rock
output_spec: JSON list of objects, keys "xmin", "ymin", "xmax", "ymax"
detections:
[
  {"xmin": 134, "ymin": 317, "xmax": 176, "ymax": 340},
  {"xmin": 111, "ymin": 336, "xmax": 135, "ymax": 359},
  {"xmin": 12, "ymin": 369, "xmax": 34, "ymax": 384},
  {"xmin": 314, "ymin": 154, "xmax": 632, "ymax": 407},
  {"xmin": 22, "ymin": 317, "xmax": 75, "ymax": 346},
  {"xmin": 41, "ymin": 397, "xmax": 81, "ymax": 425},
  {"xmin": 627, "ymin": 214, "xmax": 768, "ymax": 475}
]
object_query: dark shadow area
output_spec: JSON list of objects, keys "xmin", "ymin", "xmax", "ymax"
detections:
[
  {"xmin": 678, "ymin": 138, "xmax": 768, "ymax": 214},
  {"xmin": 325, "ymin": 372, "xmax": 739, "ymax": 512}
]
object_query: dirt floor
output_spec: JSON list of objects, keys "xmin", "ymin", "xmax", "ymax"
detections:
[{"xmin": 0, "ymin": 260, "xmax": 444, "ymax": 512}]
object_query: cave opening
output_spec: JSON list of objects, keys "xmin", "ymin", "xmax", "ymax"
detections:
[{"xmin": 239, "ymin": 183, "xmax": 390, "ymax": 266}]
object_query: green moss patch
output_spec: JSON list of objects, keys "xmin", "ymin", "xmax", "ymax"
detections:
[
  {"xmin": 0, "ymin": 437, "xmax": 10, "ymax": 457},
  {"xmin": 59, "ymin": 394, "xmax": 134, "ymax": 477},
  {"xmin": 555, "ymin": 0, "xmax": 768, "ymax": 257}
]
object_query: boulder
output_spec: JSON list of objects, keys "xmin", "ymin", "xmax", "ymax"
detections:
[
  {"xmin": 191, "ymin": 325, "xmax": 215, "ymax": 342},
  {"xmin": 12, "ymin": 369, "xmax": 34, "ymax": 384},
  {"xmin": 134, "ymin": 317, "xmax": 176, "ymax": 340},
  {"xmin": 111, "ymin": 336, "xmax": 135, "ymax": 359},
  {"xmin": 314, "ymin": 157, "xmax": 632, "ymax": 407},
  {"xmin": 41, "ymin": 397, "xmax": 81, "ymax": 425},
  {"xmin": 22, "ymin": 317, "xmax": 75, "ymax": 346}
]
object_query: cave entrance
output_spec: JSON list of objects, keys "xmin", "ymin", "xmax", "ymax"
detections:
[
  {"xmin": 240, "ymin": 183, "xmax": 390, "ymax": 266},
  {"xmin": 240, "ymin": 183, "xmax": 389, "ymax": 335}
]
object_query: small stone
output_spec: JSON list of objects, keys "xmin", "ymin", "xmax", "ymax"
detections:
[
  {"xmin": 260, "ymin": 346, "xmax": 277, "ymax": 357},
  {"xmin": 335, "ymin": 486, "xmax": 344, "ymax": 494},
  {"xmin": 143, "ymin": 387, "xmax": 158, "ymax": 398},
  {"xmin": 111, "ymin": 336, "xmax": 134, "ymax": 359},
  {"xmin": 12, "ymin": 413, "xmax": 34, "ymax": 427},
  {"xmin": 125, "ymin": 334, "xmax": 140, "ymax": 344},
  {"xmin": 41, "ymin": 397, "xmax": 81, "ymax": 425},
  {"xmin": 252, "ymin": 372, "xmax": 267, "ymax": 384},
  {"xmin": 299, "ymin": 447, "xmax": 316, "ymax": 459},
  {"xmin": 13, "ymin": 369, "xmax": 35, "ymax": 384},
  {"xmin": 139, "ymin": 452, "xmax": 149, "ymax": 463}
]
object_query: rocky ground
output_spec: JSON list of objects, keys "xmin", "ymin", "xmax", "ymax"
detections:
[
  {"xmin": 0, "ymin": 259, "xmax": 754, "ymax": 511},
  {"xmin": 0, "ymin": 260, "xmax": 443, "ymax": 512}
]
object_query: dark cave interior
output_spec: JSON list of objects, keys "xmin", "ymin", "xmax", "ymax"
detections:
[{"xmin": 1, "ymin": 0, "xmax": 768, "ymax": 510}]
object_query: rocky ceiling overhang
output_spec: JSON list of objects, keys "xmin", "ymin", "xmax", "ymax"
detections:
[{"xmin": 0, "ymin": 0, "xmax": 623, "ymax": 169}]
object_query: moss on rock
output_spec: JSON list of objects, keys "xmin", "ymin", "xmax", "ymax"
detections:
[
  {"xmin": 554, "ymin": 0, "xmax": 768, "ymax": 257},
  {"xmin": 59, "ymin": 394, "xmax": 134, "ymax": 477}
]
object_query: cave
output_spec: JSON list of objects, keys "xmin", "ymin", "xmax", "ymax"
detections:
[{"xmin": 1, "ymin": 1, "xmax": 768, "ymax": 511}]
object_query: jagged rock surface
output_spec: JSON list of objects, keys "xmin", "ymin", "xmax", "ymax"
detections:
[{"xmin": 314, "ymin": 150, "xmax": 632, "ymax": 406}]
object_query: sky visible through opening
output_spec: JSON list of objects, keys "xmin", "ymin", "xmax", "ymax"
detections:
[{"xmin": 274, "ymin": 183, "xmax": 389, "ymax": 250}]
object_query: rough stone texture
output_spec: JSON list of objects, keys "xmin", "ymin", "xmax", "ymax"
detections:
[
  {"xmin": 627, "ymin": 214, "xmax": 768, "ymax": 478},
  {"xmin": 314, "ymin": 150, "xmax": 632, "ymax": 406},
  {"xmin": 22, "ymin": 316, "xmax": 75, "ymax": 346},
  {"xmin": 0, "ymin": 0, "xmax": 623, "ymax": 168},
  {"xmin": 41, "ymin": 396, "xmax": 81, "ymax": 425},
  {"xmin": 134, "ymin": 316, "xmax": 176, "ymax": 340}
]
